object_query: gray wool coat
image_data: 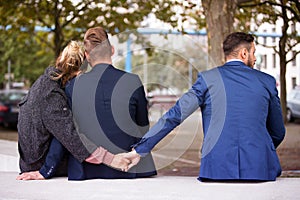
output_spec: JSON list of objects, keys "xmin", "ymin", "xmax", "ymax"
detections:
[{"xmin": 18, "ymin": 67, "xmax": 96, "ymax": 173}]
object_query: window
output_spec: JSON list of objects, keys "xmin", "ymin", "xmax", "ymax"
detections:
[
  {"xmin": 292, "ymin": 77, "xmax": 297, "ymax": 89},
  {"xmin": 272, "ymin": 53, "xmax": 276, "ymax": 68},
  {"xmin": 263, "ymin": 54, "xmax": 267, "ymax": 69},
  {"xmin": 291, "ymin": 23, "xmax": 296, "ymax": 33},
  {"xmin": 272, "ymin": 27, "xmax": 276, "ymax": 43},
  {"xmin": 263, "ymin": 29, "xmax": 267, "ymax": 45},
  {"xmin": 292, "ymin": 50, "xmax": 296, "ymax": 66}
]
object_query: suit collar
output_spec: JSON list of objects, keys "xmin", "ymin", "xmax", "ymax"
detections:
[
  {"xmin": 223, "ymin": 60, "xmax": 252, "ymax": 69},
  {"xmin": 93, "ymin": 63, "xmax": 111, "ymax": 68},
  {"xmin": 226, "ymin": 59, "xmax": 243, "ymax": 63}
]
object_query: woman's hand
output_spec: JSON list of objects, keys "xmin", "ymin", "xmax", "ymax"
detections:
[
  {"xmin": 16, "ymin": 171, "xmax": 45, "ymax": 181},
  {"xmin": 109, "ymin": 153, "xmax": 131, "ymax": 172},
  {"xmin": 111, "ymin": 150, "xmax": 141, "ymax": 172}
]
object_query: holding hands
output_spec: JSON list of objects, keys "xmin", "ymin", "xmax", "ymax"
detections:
[
  {"xmin": 16, "ymin": 149, "xmax": 141, "ymax": 180},
  {"xmin": 110, "ymin": 150, "xmax": 141, "ymax": 172}
]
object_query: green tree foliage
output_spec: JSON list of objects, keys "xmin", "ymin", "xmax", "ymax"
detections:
[
  {"xmin": 0, "ymin": 24, "xmax": 53, "ymax": 86},
  {"xmin": 0, "ymin": 0, "xmax": 178, "ymax": 86}
]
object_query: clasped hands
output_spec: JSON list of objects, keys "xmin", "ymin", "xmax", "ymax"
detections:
[
  {"xmin": 16, "ymin": 149, "xmax": 141, "ymax": 180},
  {"xmin": 109, "ymin": 149, "xmax": 141, "ymax": 172}
]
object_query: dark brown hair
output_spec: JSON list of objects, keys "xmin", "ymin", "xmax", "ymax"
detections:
[
  {"xmin": 223, "ymin": 32, "xmax": 254, "ymax": 58},
  {"xmin": 84, "ymin": 26, "xmax": 112, "ymax": 58}
]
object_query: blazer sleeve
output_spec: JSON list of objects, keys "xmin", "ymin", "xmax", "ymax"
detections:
[
  {"xmin": 65, "ymin": 78, "xmax": 75, "ymax": 108},
  {"xmin": 42, "ymin": 88, "xmax": 97, "ymax": 162},
  {"xmin": 133, "ymin": 74, "xmax": 206, "ymax": 155},
  {"xmin": 266, "ymin": 78, "xmax": 286, "ymax": 148},
  {"xmin": 39, "ymin": 137, "xmax": 67, "ymax": 179},
  {"xmin": 130, "ymin": 76, "xmax": 149, "ymax": 137}
]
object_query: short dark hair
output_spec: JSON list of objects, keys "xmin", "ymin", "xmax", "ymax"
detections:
[
  {"xmin": 84, "ymin": 27, "xmax": 112, "ymax": 59},
  {"xmin": 223, "ymin": 32, "xmax": 254, "ymax": 57}
]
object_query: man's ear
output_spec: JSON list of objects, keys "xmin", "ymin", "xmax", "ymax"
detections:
[
  {"xmin": 240, "ymin": 48, "xmax": 248, "ymax": 59},
  {"xmin": 111, "ymin": 46, "xmax": 115, "ymax": 56}
]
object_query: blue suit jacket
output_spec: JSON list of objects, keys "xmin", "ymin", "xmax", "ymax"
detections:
[
  {"xmin": 134, "ymin": 61, "xmax": 285, "ymax": 181},
  {"xmin": 66, "ymin": 64, "xmax": 156, "ymax": 180}
]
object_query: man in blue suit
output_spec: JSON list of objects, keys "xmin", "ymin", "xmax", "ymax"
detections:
[
  {"xmin": 125, "ymin": 32, "xmax": 285, "ymax": 181},
  {"xmin": 65, "ymin": 27, "xmax": 156, "ymax": 180}
]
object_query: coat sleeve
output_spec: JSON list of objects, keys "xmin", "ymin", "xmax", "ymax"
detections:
[
  {"xmin": 42, "ymin": 88, "xmax": 97, "ymax": 162},
  {"xmin": 266, "ymin": 78, "xmax": 286, "ymax": 148}
]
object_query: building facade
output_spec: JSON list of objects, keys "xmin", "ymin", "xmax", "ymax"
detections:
[{"xmin": 254, "ymin": 20, "xmax": 300, "ymax": 93}]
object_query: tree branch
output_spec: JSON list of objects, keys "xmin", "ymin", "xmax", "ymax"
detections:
[
  {"xmin": 33, "ymin": 1, "xmax": 53, "ymax": 31},
  {"xmin": 286, "ymin": 50, "xmax": 299, "ymax": 64},
  {"xmin": 239, "ymin": 0, "xmax": 300, "ymax": 22},
  {"xmin": 62, "ymin": 0, "xmax": 94, "ymax": 28}
]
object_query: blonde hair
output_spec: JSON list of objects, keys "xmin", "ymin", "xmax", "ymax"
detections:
[{"xmin": 51, "ymin": 41, "xmax": 85, "ymax": 87}]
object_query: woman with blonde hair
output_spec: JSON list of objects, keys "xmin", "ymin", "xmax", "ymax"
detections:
[
  {"xmin": 17, "ymin": 41, "xmax": 129, "ymax": 180},
  {"xmin": 52, "ymin": 40, "xmax": 85, "ymax": 87}
]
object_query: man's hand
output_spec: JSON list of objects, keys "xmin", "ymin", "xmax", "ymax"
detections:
[
  {"xmin": 16, "ymin": 171, "xmax": 45, "ymax": 181},
  {"xmin": 109, "ymin": 153, "xmax": 131, "ymax": 172},
  {"xmin": 109, "ymin": 150, "xmax": 141, "ymax": 172},
  {"xmin": 122, "ymin": 149, "xmax": 141, "ymax": 170}
]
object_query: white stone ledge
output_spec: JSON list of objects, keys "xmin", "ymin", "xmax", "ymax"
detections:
[{"xmin": 0, "ymin": 172, "xmax": 300, "ymax": 200}]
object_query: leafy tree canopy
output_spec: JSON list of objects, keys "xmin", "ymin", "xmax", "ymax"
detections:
[{"xmin": 0, "ymin": 0, "xmax": 179, "ymax": 86}]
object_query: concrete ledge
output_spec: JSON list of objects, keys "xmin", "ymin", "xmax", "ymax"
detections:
[
  {"xmin": 1, "ymin": 140, "xmax": 300, "ymax": 199},
  {"xmin": 0, "ymin": 172, "xmax": 300, "ymax": 200},
  {"xmin": 0, "ymin": 139, "xmax": 19, "ymax": 172}
]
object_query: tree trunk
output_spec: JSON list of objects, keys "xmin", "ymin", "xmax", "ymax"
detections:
[
  {"xmin": 279, "ymin": 0, "xmax": 289, "ymax": 123},
  {"xmin": 54, "ymin": 0, "xmax": 63, "ymax": 58},
  {"xmin": 54, "ymin": 25, "xmax": 63, "ymax": 59},
  {"xmin": 202, "ymin": 0, "xmax": 238, "ymax": 68}
]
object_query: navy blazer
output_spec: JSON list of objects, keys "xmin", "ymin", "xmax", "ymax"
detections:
[
  {"xmin": 134, "ymin": 61, "xmax": 285, "ymax": 181},
  {"xmin": 66, "ymin": 64, "xmax": 156, "ymax": 180},
  {"xmin": 40, "ymin": 64, "xmax": 156, "ymax": 179}
]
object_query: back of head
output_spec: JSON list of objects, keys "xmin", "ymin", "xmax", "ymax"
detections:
[
  {"xmin": 52, "ymin": 41, "xmax": 85, "ymax": 86},
  {"xmin": 84, "ymin": 27, "xmax": 112, "ymax": 62},
  {"xmin": 223, "ymin": 32, "xmax": 254, "ymax": 59}
]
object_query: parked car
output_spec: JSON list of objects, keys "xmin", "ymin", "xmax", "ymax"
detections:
[
  {"xmin": 0, "ymin": 89, "xmax": 28, "ymax": 128},
  {"xmin": 287, "ymin": 88, "xmax": 300, "ymax": 122}
]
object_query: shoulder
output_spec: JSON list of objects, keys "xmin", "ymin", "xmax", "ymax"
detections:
[
  {"xmin": 201, "ymin": 67, "xmax": 220, "ymax": 76},
  {"xmin": 110, "ymin": 66, "xmax": 141, "ymax": 82},
  {"xmin": 110, "ymin": 66, "xmax": 136, "ymax": 76},
  {"xmin": 248, "ymin": 69, "xmax": 279, "ymax": 96},
  {"xmin": 29, "ymin": 69, "xmax": 57, "ymax": 97},
  {"xmin": 198, "ymin": 67, "xmax": 222, "ymax": 85},
  {"xmin": 251, "ymin": 68, "xmax": 276, "ymax": 84},
  {"xmin": 40, "ymin": 68, "xmax": 66, "ymax": 100}
]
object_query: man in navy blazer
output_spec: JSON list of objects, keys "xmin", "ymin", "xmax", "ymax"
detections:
[
  {"xmin": 65, "ymin": 27, "xmax": 156, "ymax": 180},
  {"xmin": 126, "ymin": 32, "xmax": 285, "ymax": 181}
]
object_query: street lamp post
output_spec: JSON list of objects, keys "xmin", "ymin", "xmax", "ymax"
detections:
[{"xmin": 7, "ymin": 60, "xmax": 11, "ymax": 91}]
